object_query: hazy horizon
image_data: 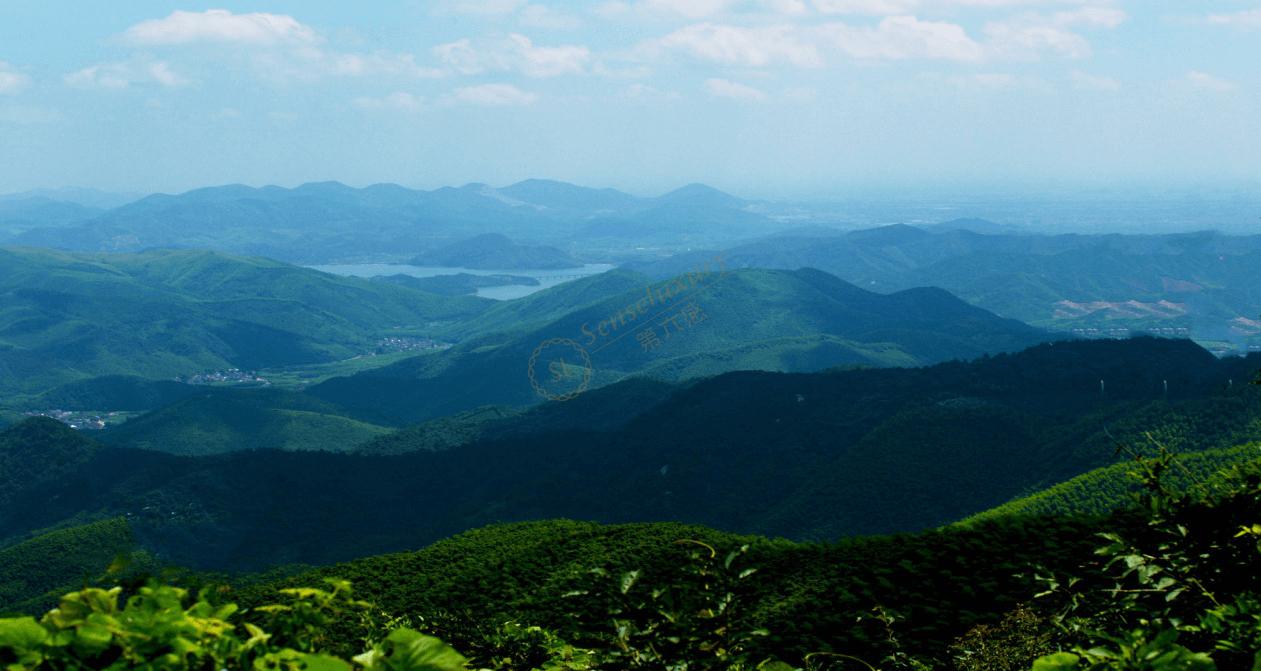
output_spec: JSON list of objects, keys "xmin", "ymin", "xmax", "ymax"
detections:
[{"xmin": 2, "ymin": 1, "xmax": 1259, "ymax": 197}]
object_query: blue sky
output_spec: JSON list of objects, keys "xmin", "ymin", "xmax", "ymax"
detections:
[{"xmin": 0, "ymin": 1, "xmax": 1258, "ymax": 197}]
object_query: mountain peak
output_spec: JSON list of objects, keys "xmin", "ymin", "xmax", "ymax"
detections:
[
  {"xmin": 657, "ymin": 183, "xmax": 744, "ymax": 206},
  {"xmin": 498, "ymin": 179, "xmax": 639, "ymax": 211},
  {"xmin": 293, "ymin": 181, "xmax": 355, "ymax": 193}
]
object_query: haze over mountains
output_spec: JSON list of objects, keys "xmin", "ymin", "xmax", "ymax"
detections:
[
  {"xmin": 630, "ymin": 226, "xmax": 1261, "ymax": 346},
  {"xmin": 5, "ymin": 180, "xmax": 782, "ymax": 263},
  {"xmin": 1, "ymin": 177, "xmax": 1259, "ymax": 667},
  {"xmin": 6, "ymin": 178, "xmax": 1259, "ymax": 348}
]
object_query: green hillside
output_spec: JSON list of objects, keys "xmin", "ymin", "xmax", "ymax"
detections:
[
  {"xmin": 29, "ymin": 375, "xmax": 201, "ymax": 411},
  {"xmin": 427, "ymin": 268, "xmax": 652, "ymax": 343},
  {"xmin": 8, "ymin": 467, "xmax": 1261, "ymax": 669},
  {"xmin": 1, "ymin": 339, "xmax": 1257, "ymax": 574},
  {"xmin": 240, "ymin": 515, "xmax": 1104, "ymax": 667},
  {"xmin": 634, "ymin": 228, "xmax": 1261, "ymax": 345},
  {"xmin": 355, "ymin": 378, "xmax": 677, "ymax": 456},
  {"xmin": 959, "ymin": 441, "xmax": 1261, "ymax": 524},
  {"xmin": 0, "ymin": 417, "xmax": 99, "ymax": 523},
  {"xmin": 312, "ymin": 267, "xmax": 1049, "ymax": 425},
  {"xmin": 0, "ymin": 247, "xmax": 486, "ymax": 398},
  {"xmin": 0, "ymin": 518, "xmax": 148, "ymax": 615},
  {"xmin": 96, "ymin": 388, "xmax": 392, "ymax": 455}
]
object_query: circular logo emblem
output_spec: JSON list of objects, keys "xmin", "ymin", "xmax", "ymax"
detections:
[{"xmin": 527, "ymin": 338, "xmax": 593, "ymax": 401}]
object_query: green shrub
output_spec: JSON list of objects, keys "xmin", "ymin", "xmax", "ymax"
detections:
[{"xmin": 0, "ymin": 579, "xmax": 466, "ymax": 671}]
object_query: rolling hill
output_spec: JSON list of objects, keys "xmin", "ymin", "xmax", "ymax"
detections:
[
  {"xmin": 628, "ymin": 226, "xmax": 1261, "ymax": 346},
  {"xmin": 95, "ymin": 388, "xmax": 392, "ymax": 456},
  {"xmin": 0, "ymin": 339, "xmax": 1256, "ymax": 573},
  {"xmin": 0, "ymin": 247, "xmax": 487, "ymax": 398},
  {"xmin": 308, "ymin": 267, "xmax": 1050, "ymax": 425}
]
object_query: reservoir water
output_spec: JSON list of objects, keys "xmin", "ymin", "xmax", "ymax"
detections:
[{"xmin": 310, "ymin": 263, "xmax": 615, "ymax": 300}]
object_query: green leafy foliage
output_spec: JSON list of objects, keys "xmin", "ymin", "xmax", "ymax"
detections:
[
  {"xmin": 0, "ymin": 579, "xmax": 465, "ymax": 671},
  {"xmin": 1019, "ymin": 447, "xmax": 1261, "ymax": 670}
]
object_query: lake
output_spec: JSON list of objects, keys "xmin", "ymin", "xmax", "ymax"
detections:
[{"xmin": 309, "ymin": 263, "xmax": 616, "ymax": 300}]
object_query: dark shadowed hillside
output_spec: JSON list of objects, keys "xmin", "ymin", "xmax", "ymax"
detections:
[{"xmin": 0, "ymin": 339, "xmax": 1256, "ymax": 571}]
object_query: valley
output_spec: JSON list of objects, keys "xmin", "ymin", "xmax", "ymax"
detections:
[{"xmin": 3, "ymin": 4, "xmax": 1260, "ymax": 666}]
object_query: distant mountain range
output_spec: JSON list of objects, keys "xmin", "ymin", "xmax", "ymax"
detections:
[
  {"xmin": 7, "ymin": 180, "xmax": 780, "ymax": 263},
  {"xmin": 0, "ymin": 187, "xmax": 140, "ymax": 209},
  {"xmin": 628, "ymin": 226, "xmax": 1261, "ymax": 345}
]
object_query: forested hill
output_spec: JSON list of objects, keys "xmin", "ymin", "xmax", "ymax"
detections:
[
  {"xmin": 308, "ymin": 267, "xmax": 1050, "ymax": 425},
  {"xmin": 0, "ymin": 246, "xmax": 485, "ymax": 396},
  {"xmin": 627, "ymin": 226, "xmax": 1261, "ymax": 344},
  {"xmin": 0, "ymin": 338, "xmax": 1257, "ymax": 572}
]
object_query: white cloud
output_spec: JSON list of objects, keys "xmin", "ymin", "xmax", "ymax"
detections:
[
  {"xmin": 705, "ymin": 77, "xmax": 767, "ymax": 100},
  {"xmin": 1053, "ymin": 7, "xmax": 1126, "ymax": 29},
  {"xmin": 820, "ymin": 16, "xmax": 985, "ymax": 61},
  {"xmin": 1183, "ymin": 70, "xmax": 1237, "ymax": 93},
  {"xmin": 596, "ymin": 0, "xmax": 810, "ymax": 20},
  {"xmin": 982, "ymin": 8, "xmax": 1124, "ymax": 60},
  {"xmin": 442, "ymin": 0, "xmax": 529, "ymax": 14},
  {"xmin": 65, "ymin": 64, "xmax": 131, "ymax": 90},
  {"xmin": 942, "ymin": 0, "xmax": 1123, "ymax": 7},
  {"xmin": 813, "ymin": 0, "xmax": 918, "ymax": 14},
  {"xmin": 148, "ymin": 62, "xmax": 188, "ymax": 87},
  {"xmin": 1071, "ymin": 70, "xmax": 1118, "ymax": 91},
  {"xmin": 636, "ymin": 2, "xmax": 1122, "ymax": 67},
  {"xmin": 325, "ymin": 52, "xmax": 446, "ymax": 79},
  {"xmin": 765, "ymin": 0, "xmax": 810, "ymax": 15},
  {"xmin": 0, "ymin": 62, "xmax": 30, "ymax": 95},
  {"xmin": 353, "ymin": 91, "xmax": 426, "ymax": 111},
  {"xmin": 452, "ymin": 83, "xmax": 539, "ymax": 105},
  {"xmin": 434, "ymin": 39, "xmax": 484, "ymax": 75},
  {"xmin": 1205, "ymin": 8, "xmax": 1261, "ymax": 30},
  {"xmin": 122, "ymin": 10, "xmax": 320, "ymax": 46},
  {"xmin": 435, "ymin": 34, "xmax": 590, "ymax": 77},
  {"xmin": 520, "ymin": 5, "xmax": 584, "ymax": 29},
  {"xmin": 655, "ymin": 23, "xmax": 823, "ymax": 67},
  {"xmin": 64, "ymin": 60, "xmax": 187, "ymax": 90},
  {"xmin": 983, "ymin": 22, "xmax": 1090, "ymax": 58},
  {"xmin": 440, "ymin": 1, "xmax": 582, "ymax": 29},
  {"xmin": 622, "ymin": 82, "xmax": 681, "ymax": 100},
  {"xmin": 933, "ymin": 71, "xmax": 1051, "ymax": 91},
  {"xmin": 119, "ymin": 9, "xmax": 444, "ymax": 84},
  {"xmin": 509, "ymin": 34, "xmax": 591, "ymax": 76},
  {"xmin": 644, "ymin": 0, "xmax": 737, "ymax": 18}
]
